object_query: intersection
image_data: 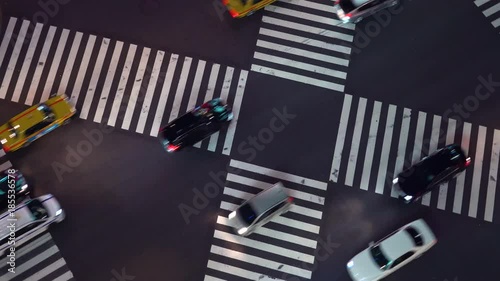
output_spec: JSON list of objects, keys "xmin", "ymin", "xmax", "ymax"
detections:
[{"xmin": 0, "ymin": 0, "xmax": 499, "ymax": 280}]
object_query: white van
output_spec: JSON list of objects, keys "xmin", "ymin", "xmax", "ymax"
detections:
[{"xmin": 0, "ymin": 194, "xmax": 65, "ymax": 254}]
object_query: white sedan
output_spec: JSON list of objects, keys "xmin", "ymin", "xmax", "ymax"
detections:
[{"xmin": 347, "ymin": 219, "xmax": 437, "ymax": 281}]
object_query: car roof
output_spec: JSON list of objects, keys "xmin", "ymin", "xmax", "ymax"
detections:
[
  {"xmin": 161, "ymin": 112, "xmax": 203, "ymax": 141},
  {"xmin": 378, "ymin": 228, "xmax": 415, "ymax": 261},
  {"xmin": 248, "ymin": 182, "xmax": 288, "ymax": 215}
]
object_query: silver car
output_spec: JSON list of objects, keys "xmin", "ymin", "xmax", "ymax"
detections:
[
  {"xmin": 0, "ymin": 194, "xmax": 65, "ymax": 254},
  {"xmin": 228, "ymin": 182, "xmax": 293, "ymax": 236},
  {"xmin": 333, "ymin": 0, "xmax": 400, "ymax": 23}
]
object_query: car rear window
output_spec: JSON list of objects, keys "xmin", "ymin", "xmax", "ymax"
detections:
[
  {"xmin": 405, "ymin": 226, "xmax": 423, "ymax": 246},
  {"xmin": 238, "ymin": 203, "xmax": 258, "ymax": 226}
]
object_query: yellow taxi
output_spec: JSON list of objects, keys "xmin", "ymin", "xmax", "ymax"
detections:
[
  {"xmin": 223, "ymin": 0, "xmax": 277, "ymax": 18},
  {"xmin": 0, "ymin": 94, "xmax": 76, "ymax": 152}
]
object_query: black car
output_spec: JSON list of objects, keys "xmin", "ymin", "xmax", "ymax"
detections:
[
  {"xmin": 159, "ymin": 98, "xmax": 233, "ymax": 152},
  {"xmin": 0, "ymin": 168, "xmax": 32, "ymax": 210},
  {"xmin": 393, "ymin": 144, "xmax": 471, "ymax": 203}
]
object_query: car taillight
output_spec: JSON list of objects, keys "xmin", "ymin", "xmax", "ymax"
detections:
[
  {"xmin": 465, "ymin": 157, "xmax": 471, "ymax": 167},
  {"xmin": 229, "ymin": 9, "xmax": 239, "ymax": 17},
  {"xmin": 3, "ymin": 146, "xmax": 9, "ymax": 152},
  {"xmin": 222, "ymin": 0, "xmax": 229, "ymax": 5},
  {"xmin": 166, "ymin": 144, "xmax": 180, "ymax": 152},
  {"xmin": 287, "ymin": 197, "xmax": 293, "ymax": 203},
  {"xmin": 346, "ymin": 13, "xmax": 352, "ymax": 18}
]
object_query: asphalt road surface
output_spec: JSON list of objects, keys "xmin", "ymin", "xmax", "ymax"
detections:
[{"xmin": 0, "ymin": 0, "xmax": 499, "ymax": 280}]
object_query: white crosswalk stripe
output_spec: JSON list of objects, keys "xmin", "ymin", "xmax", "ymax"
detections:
[
  {"xmin": 0, "ymin": 17, "xmax": 247, "ymax": 155},
  {"xmin": 204, "ymin": 160, "xmax": 328, "ymax": 280},
  {"xmin": 251, "ymin": 0, "xmax": 355, "ymax": 92},
  {"xmin": 330, "ymin": 94, "xmax": 500, "ymax": 222},
  {"xmin": 0, "ymin": 233, "xmax": 74, "ymax": 281},
  {"xmin": 474, "ymin": 0, "xmax": 500, "ymax": 31}
]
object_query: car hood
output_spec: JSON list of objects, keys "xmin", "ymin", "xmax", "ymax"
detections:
[{"xmin": 347, "ymin": 249, "xmax": 383, "ymax": 281}]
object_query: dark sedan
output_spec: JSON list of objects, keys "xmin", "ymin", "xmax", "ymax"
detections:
[
  {"xmin": 333, "ymin": 0, "xmax": 399, "ymax": 23},
  {"xmin": 392, "ymin": 144, "xmax": 471, "ymax": 203},
  {"xmin": 158, "ymin": 98, "xmax": 233, "ymax": 153},
  {"xmin": 0, "ymin": 168, "xmax": 32, "ymax": 210}
]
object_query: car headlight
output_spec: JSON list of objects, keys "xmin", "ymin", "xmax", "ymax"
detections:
[
  {"xmin": 237, "ymin": 227, "xmax": 248, "ymax": 235},
  {"xmin": 404, "ymin": 195, "xmax": 413, "ymax": 201},
  {"xmin": 20, "ymin": 184, "xmax": 28, "ymax": 191},
  {"xmin": 228, "ymin": 211, "xmax": 236, "ymax": 219},
  {"xmin": 347, "ymin": 260, "xmax": 354, "ymax": 268},
  {"xmin": 55, "ymin": 209, "xmax": 63, "ymax": 216},
  {"xmin": 392, "ymin": 178, "xmax": 399, "ymax": 184}
]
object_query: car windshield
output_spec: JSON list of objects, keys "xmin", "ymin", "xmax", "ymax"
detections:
[
  {"xmin": 27, "ymin": 199, "xmax": 49, "ymax": 220},
  {"xmin": 370, "ymin": 244, "xmax": 390, "ymax": 270},
  {"xmin": 238, "ymin": 203, "xmax": 258, "ymax": 226},
  {"xmin": 405, "ymin": 226, "xmax": 423, "ymax": 246}
]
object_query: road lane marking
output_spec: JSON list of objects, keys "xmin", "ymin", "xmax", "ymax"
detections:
[
  {"xmin": 360, "ymin": 101, "xmax": 382, "ymax": 190},
  {"xmin": 204, "ymin": 276, "xmax": 225, "ymax": 281},
  {"xmin": 265, "ymin": 5, "xmax": 355, "ymax": 30},
  {"xmin": 484, "ymin": 129, "xmax": 500, "ymax": 222},
  {"xmin": 136, "ymin": 50, "xmax": 165, "ymax": 134},
  {"xmin": 0, "ymin": 18, "xmax": 17, "ymax": 73},
  {"xmin": 213, "ymin": 230, "xmax": 315, "ymax": 263},
  {"xmin": 391, "ymin": 108, "xmax": 412, "ymax": 197},
  {"xmin": 51, "ymin": 271, "xmax": 74, "ymax": 281},
  {"xmin": 375, "ymin": 104, "xmax": 396, "ymax": 194},
  {"xmin": 254, "ymin": 52, "xmax": 347, "ymax": 80},
  {"xmin": 0, "ymin": 245, "xmax": 58, "ymax": 280},
  {"xmin": 453, "ymin": 122, "xmax": 471, "ymax": 214},
  {"xmin": 62, "ymin": 34, "xmax": 96, "ymax": 107},
  {"xmin": 262, "ymin": 16, "xmax": 354, "ymax": 42},
  {"xmin": 12, "ymin": 23, "xmax": 44, "ymax": 103},
  {"xmin": 330, "ymin": 94, "xmax": 352, "ymax": 182},
  {"xmin": 257, "ymin": 40, "xmax": 349, "ymax": 67},
  {"xmin": 168, "ymin": 57, "xmax": 193, "ymax": 123},
  {"xmin": 210, "ymin": 245, "xmax": 312, "ymax": 279},
  {"xmin": 24, "ymin": 257, "xmax": 66, "ymax": 281},
  {"xmin": 230, "ymin": 159, "xmax": 327, "ymax": 190},
  {"xmin": 0, "ymin": 20, "xmax": 30, "ymax": 99},
  {"xmin": 251, "ymin": 64, "xmax": 344, "ymax": 92},
  {"xmin": 208, "ymin": 67, "xmax": 234, "ymax": 152},
  {"xmin": 483, "ymin": 2, "xmax": 500, "ymax": 17},
  {"xmin": 94, "ymin": 41, "xmax": 124, "ymax": 123},
  {"xmin": 80, "ymin": 38, "xmax": 110, "ymax": 119},
  {"xmin": 57, "ymin": 31, "xmax": 83, "ymax": 96},
  {"xmin": 259, "ymin": 28, "xmax": 351, "ymax": 55},
  {"xmin": 469, "ymin": 126, "xmax": 487, "ymax": 218},
  {"xmin": 108, "ymin": 44, "xmax": 137, "ymax": 127},
  {"xmin": 39, "ymin": 29, "xmax": 70, "ymax": 103},
  {"xmin": 223, "ymin": 70, "xmax": 248, "ymax": 155},
  {"xmin": 150, "ymin": 53, "xmax": 179, "ymax": 136},
  {"xmin": 345, "ymin": 98, "xmax": 367, "ymax": 187},
  {"xmin": 437, "ymin": 119, "xmax": 456, "ymax": 210},
  {"xmin": 217, "ymin": 216, "xmax": 317, "ymax": 249},
  {"xmin": 207, "ymin": 260, "xmax": 286, "ymax": 281},
  {"xmin": 122, "ymin": 47, "xmax": 151, "ymax": 130},
  {"xmin": 421, "ymin": 115, "xmax": 442, "ymax": 206}
]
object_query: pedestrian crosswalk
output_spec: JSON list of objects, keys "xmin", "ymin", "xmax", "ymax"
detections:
[
  {"xmin": 474, "ymin": 0, "xmax": 500, "ymax": 33},
  {"xmin": 0, "ymin": 149, "xmax": 11, "ymax": 172},
  {"xmin": 0, "ymin": 17, "xmax": 248, "ymax": 155},
  {"xmin": 329, "ymin": 94, "xmax": 500, "ymax": 222},
  {"xmin": 251, "ymin": 0, "xmax": 355, "ymax": 92},
  {"xmin": 0, "ymin": 233, "xmax": 74, "ymax": 280},
  {"xmin": 204, "ymin": 159, "xmax": 328, "ymax": 281}
]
